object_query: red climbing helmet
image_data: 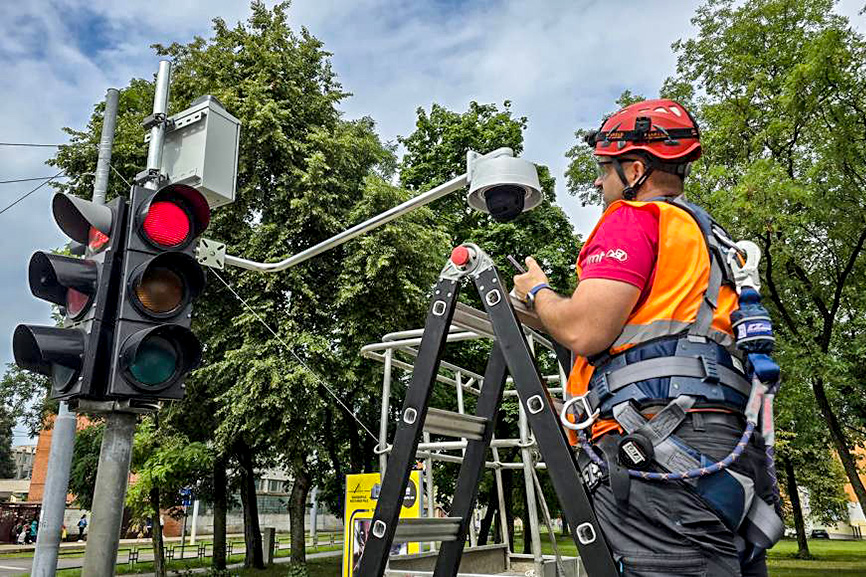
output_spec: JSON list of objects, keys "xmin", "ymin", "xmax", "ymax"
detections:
[{"xmin": 585, "ymin": 99, "xmax": 701, "ymax": 163}]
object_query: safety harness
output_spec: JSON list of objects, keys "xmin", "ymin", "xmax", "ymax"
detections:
[{"xmin": 561, "ymin": 198, "xmax": 784, "ymax": 560}]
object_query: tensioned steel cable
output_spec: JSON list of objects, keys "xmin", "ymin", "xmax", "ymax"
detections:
[
  {"xmin": 0, "ymin": 176, "xmax": 67, "ymax": 185},
  {"xmin": 211, "ymin": 268, "xmax": 380, "ymax": 443},
  {"xmin": 0, "ymin": 172, "xmax": 64, "ymax": 216}
]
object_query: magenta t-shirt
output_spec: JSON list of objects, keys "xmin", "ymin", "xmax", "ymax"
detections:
[{"xmin": 578, "ymin": 205, "xmax": 660, "ymax": 308}]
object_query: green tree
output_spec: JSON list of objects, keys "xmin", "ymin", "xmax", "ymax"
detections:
[
  {"xmin": 0, "ymin": 364, "xmax": 53, "ymax": 438},
  {"xmin": 68, "ymin": 423, "xmax": 104, "ymax": 511},
  {"xmin": 126, "ymin": 417, "xmax": 212, "ymax": 577},
  {"xmin": 0, "ymin": 408, "xmax": 17, "ymax": 479}
]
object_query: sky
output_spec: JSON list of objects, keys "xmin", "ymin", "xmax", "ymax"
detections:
[{"xmin": 1, "ymin": 0, "xmax": 864, "ymax": 444}]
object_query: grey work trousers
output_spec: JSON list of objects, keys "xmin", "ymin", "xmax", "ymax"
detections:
[{"xmin": 589, "ymin": 413, "xmax": 772, "ymax": 577}]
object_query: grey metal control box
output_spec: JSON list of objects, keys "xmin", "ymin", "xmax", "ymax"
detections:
[{"xmin": 158, "ymin": 95, "xmax": 241, "ymax": 209}]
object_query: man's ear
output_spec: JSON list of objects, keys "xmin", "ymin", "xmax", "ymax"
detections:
[{"xmin": 631, "ymin": 158, "xmax": 647, "ymax": 180}]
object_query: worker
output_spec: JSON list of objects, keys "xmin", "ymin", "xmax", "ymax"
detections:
[{"xmin": 513, "ymin": 99, "xmax": 780, "ymax": 577}]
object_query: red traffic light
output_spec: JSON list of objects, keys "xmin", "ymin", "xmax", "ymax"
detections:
[{"xmin": 136, "ymin": 184, "xmax": 210, "ymax": 250}]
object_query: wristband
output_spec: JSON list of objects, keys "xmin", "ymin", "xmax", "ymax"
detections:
[{"xmin": 526, "ymin": 283, "xmax": 553, "ymax": 309}]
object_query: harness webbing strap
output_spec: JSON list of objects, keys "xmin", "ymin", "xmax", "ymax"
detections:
[
  {"xmin": 600, "ymin": 356, "xmax": 751, "ymax": 397},
  {"xmin": 690, "ymin": 253, "xmax": 723, "ymax": 338},
  {"xmin": 613, "ymin": 398, "xmax": 702, "ymax": 472}
]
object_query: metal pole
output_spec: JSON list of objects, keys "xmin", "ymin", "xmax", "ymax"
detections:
[
  {"xmin": 80, "ymin": 412, "xmax": 137, "ymax": 576},
  {"xmin": 223, "ymin": 173, "xmax": 468, "ymax": 272},
  {"xmin": 30, "ymin": 403, "xmax": 77, "ymax": 576},
  {"xmin": 423, "ymin": 431, "xmax": 435, "ymax": 552},
  {"xmin": 518, "ymin": 404, "xmax": 544, "ymax": 575},
  {"xmin": 219, "ymin": 145, "xmax": 515, "ymax": 274},
  {"xmin": 190, "ymin": 500, "xmax": 199, "ymax": 545},
  {"xmin": 310, "ymin": 486, "xmax": 319, "ymax": 542},
  {"xmin": 83, "ymin": 60, "xmax": 172, "ymax": 577},
  {"xmin": 519, "ymin": 335, "xmax": 544, "ymax": 575},
  {"xmin": 92, "ymin": 88, "xmax": 119, "ymax": 205},
  {"xmin": 379, "ymin": 350, "xmax": 393, "ymax": 475},
  {"xmin": 32, "ymin": 87, "xmax": 120, "ymax": 577}
]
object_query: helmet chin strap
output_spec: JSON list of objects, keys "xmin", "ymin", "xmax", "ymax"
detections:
[{"xmin": 612, "ymin": 158, "xmax": 653, "ymax": 201}]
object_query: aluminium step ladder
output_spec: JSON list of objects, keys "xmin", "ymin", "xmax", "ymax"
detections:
[{"xmin": 356, "ymin": 244, "xmax": 619, "ymax": 577}]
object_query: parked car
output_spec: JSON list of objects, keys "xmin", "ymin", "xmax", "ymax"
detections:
[{"xmin": 810, "ymin": 529, "xmax": 830, "ymax": 539}]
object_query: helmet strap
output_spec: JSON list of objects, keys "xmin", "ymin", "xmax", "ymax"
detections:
[{"xmin": 612, "ymin": 158, "xmax": 654, "ymax": 201}]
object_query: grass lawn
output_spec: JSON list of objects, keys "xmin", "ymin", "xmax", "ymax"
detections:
[
  {"xmin": 16, "ymin": 534, "xmax": 866, "ymax": 576},
  {"xmin": 512, "ymin": 532, "xmax": 866, "ymax": 577}
]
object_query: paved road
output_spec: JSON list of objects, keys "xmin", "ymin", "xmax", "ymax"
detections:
[{"xmin": 0, "ymin": 546, "xmax": 342, "ymax": 576}]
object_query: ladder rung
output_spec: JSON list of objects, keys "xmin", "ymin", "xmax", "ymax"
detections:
[
  {"xmin": 424, "ymin": 408, "xmax": 488, "ymax": 440},
  {"xmin": 393, "ymin": 517, "xmax": 462, "ymax": 543}
]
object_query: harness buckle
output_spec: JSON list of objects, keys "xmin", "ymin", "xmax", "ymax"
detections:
[
  {"xmin": 701, "ymin": 355, "xmax": 720, "ymax": 384},
  {"xmin": 560, "ymin": 393, "xmax": 600, "ymax": 431}
]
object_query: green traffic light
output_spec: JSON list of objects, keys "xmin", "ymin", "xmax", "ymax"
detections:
[{"xmin": 129, "ymin": 337, "xmax": 178, "ymax": 386}]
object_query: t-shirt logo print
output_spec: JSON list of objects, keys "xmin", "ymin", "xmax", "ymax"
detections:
[{"xmin": 606, "ymin": 249, "xmax": 628, "ymax": 262}]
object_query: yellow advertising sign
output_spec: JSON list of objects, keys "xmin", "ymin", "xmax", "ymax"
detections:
[{"xmin": 343, "ymin": 471, "xmax": 421, "ymax": 577}]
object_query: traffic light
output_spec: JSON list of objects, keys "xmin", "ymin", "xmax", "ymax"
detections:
[
  {"xmin": 13, "ymin": 194, "xmax": 128, "ymax": 399},
  {"xmin": 107, "ymin": 183, "xmax": 209, "ymax": 400}
]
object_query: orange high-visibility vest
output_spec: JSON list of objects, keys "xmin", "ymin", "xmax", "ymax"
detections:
[{"xmin": 566, "ymin": 199, "xmax": 740, "ymax": 439}]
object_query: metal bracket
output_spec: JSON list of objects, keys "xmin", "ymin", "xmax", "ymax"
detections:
[
  {"xmin": 134, "ymin": 168, "xmax": 168, "ymax": 187},
  {"xmin": 71, "ymin": 398, "xmax": 160, "ymax": 415},
  {"xmin": 142, "ymin": 113, "xmax": 176, "ymax": 136},
  {"xmin": 196, "ymin": 237, "xmax": 227, "ymax": 270}
]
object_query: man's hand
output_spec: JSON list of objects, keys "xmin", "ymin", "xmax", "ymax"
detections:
[{"xmin": 513, "ymin": 256, "xmax": 549, "ymax": 303}]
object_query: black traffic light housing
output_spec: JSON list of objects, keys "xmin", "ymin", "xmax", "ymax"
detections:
[
  {"xmin": 107, "ymin": 183, "xmax": 209, "ymax": 400},
  {"xmin": 13, "ymin": 195, "xmax": 128, "ymax": 400}
]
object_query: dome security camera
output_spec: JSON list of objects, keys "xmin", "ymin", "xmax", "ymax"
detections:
[{"xmin": 466, "ymin": 151, "xmax": 542, "ymax": 222}]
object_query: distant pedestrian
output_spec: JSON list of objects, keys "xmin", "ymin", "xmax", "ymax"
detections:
[
  {"xmin": 61, "ymin": 524, "xmax": 67, "ymax": 541},
  {"xmin": 30, "ymin": 519, "xmax": 37, "ymax": 542},
  {"xmin": 23, "ymin": 524, "xmax": 31, "ymax": 545},
  {"xmin": 145, "ymin": 517, "xmax": 153, "ymax": 538},
  {"xmin": 77, "ymin": 514, "xmax": 87, "ymax": 542},
  {"xmin": 17, "ymin": 526, "xmax": 26, "ymax": 545}
]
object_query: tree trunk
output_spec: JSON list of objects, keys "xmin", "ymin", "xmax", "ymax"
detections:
[
  {"xmin": 289, "ymin": 465, "xmax": 312, "ymax": 565},
  {"xmin": 212, "ymin": 455, "xmax": 228, "ymax": 570},
  {"xmin": 812, "ymin": 376, "xmax": 866, "ymax": 515},
  {"xmin": 781, "ymin": 456, "xmax": 810, "ymax": 559},
  {"xmin": 238, "ymin": 447, "xmax": 264, "ymax": 569},
  {"xmin": 150, "ymin": 487, "xmax": 166, "ymax": 577}
]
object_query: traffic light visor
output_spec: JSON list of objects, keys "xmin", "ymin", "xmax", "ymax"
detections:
[
  {"xmin": 119, "ymin": 324, "xmax": 202, "ymax": 391},
  {"xmin": 13, "ymin": 325, "xmax": 84, "ymax": 391},
  {"xmin": 52, "ymin": 193, "xmax": 113, "ymax": 245},
  {"xmin": 28, "ymin": 252, "xmax": 98, "ymax": 319}
]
